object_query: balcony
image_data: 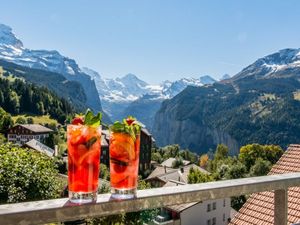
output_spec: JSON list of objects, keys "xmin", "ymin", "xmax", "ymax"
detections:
[{"xmin": 1, "ymin": 172, "xmax": 300, "ymax": 225}]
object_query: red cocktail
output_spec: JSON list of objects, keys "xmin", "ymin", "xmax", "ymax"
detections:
[
  {"xmin": 67, "ymin": 112, "xmax": 102, "ymax": 203},
  {"xmin": 109, "ymin": 117, "xmax": 141, "ymax": 198}
]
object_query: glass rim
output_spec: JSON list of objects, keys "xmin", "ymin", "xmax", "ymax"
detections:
[{"xmin": 67, "ymin": 124, "xmax": 102, "ymax": 128}]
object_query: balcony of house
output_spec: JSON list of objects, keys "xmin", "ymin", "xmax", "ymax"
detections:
[{"xmin": 1, "ymin": 172, "xmax": 300, "ymax": 225}]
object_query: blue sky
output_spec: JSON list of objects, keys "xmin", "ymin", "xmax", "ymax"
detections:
[{"xmin": 0, "ymin": 0, "xmax": 300, "ymax": 83}]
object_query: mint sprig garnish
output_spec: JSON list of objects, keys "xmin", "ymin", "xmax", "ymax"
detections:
[
  {"xmin": 83, "ymin": 109, "xmax": 102, "ymax": 127},
  {"xmin": 110, "ymin": 116, "xmax": 141, "ymax": 140}
]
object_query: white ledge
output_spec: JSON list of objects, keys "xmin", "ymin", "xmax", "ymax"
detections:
[{"xmin": 1, "ymin": 172, "xmax": 300, "ymax": 225}]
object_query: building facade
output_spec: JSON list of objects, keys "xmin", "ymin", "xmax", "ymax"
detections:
[
  {"xmin": 7, "ymin": 124, "xmax": 53, "ymax": 146},
  {"xmin": 148, "ymin": 162, "xmax": 232, "ymax": 225},
  {"xmin": 179, "ymin": 198, "xmax": 231, "ymax": 225}
]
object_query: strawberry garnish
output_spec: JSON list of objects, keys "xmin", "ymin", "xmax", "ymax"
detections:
[
  {"xmin": 126, "ymin": 118, "xmax": 135, "ymax": 125},
  {"xmin": 72, "ymin": 117, "xmax": 84, "ymax": 125}
]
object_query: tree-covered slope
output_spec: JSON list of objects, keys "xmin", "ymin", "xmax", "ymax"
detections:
[
  {"xmin": 153, "ymin": 49, "xmax": 300, "ymax": 154},
  {"xmin": 0, "ymin": 68, "xmax": 75, "ymax": 123}
]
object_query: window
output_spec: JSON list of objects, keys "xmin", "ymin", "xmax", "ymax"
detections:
[
  {"xmin": 212, "ymin": 202, "xmax": 216, "ymax": 210},
  {"xmin": 207, "ymin": 219, "xmax": 211, "ymax": 225},
  {"xmin": 212, "ymin": 217, "xmax": 216, "ymax": 225},
  {"xmin": 223, "ymin": 199, "xmax": 226, "ymax": 207},
  {"xmin": 207, "ymin": 203, "xmax": 211, "ymax": 212},
  {"xmin": 223, "ymin": 213, "xmax": 225, "ymax": 222}
]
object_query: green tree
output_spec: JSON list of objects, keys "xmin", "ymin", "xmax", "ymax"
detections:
[
  {"xmin": 223, "ymin": 161, "xmax": 247, "ymax": 180},
  {"xmin": 249, "ymin": 158, "xmax": 272, "ymax": 177},
  {"xmin": 151, "ymin": 151, "xmax": 162, "ymax": 163},
  {"xmin": 0, "ymin": 134, "xmax": 6, "ymax": 144},
  {"xmin": 161, "ymin": 144, "xmax": 179, "ymax": 159},
  {"xmin": 26, "ymin": 117, "xmax": 34, "ymax": 124},
  {"xmin": 99, "ymin": 164, "xmax": 110, "ymax": 180},
  {"xmin": 214, "ymin": 144, "xmax": 229, "ymax": 161},
  {"xmin": 0, "ymin": 143, "xmax": 61, "ymax": 203},
  {"xmin": 179, "ymin": 149, "xmax": 198, "ymax": 163},
  {"xmin": 15, "ymin": 116, "xmax": 26, "ymax": 124},
  {"xmin": 188, "ymin": 167, "xmax": 214, "ymax": 184},
  {"xmin": 8, "ymin": 91, "xmax": 20, "ymax": 114},
  {"xmin": 172, "ymin": 157, "xmax": 184, "ymax": 168},
  {"xmin": 0, "ymin": 108, "xmax": 13, "ymax": 133},
  {"xmin": 239, "ymin": 144, "xmax": 283, "ymax": 171}
]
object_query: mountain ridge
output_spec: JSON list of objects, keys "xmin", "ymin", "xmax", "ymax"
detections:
[
  {"xmin": 0, "ymin": 23, "xmax": 110, "ymax": 122},
  {"xmin": 152, "ymin": 48, "xmax": 300, "ymax": 154},
  {"xmin": 82, "ymin": 66, "xmax": 217, "ymax": 122}
]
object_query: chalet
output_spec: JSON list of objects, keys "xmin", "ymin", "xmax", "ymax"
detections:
[{"xmin": 7, "ymin": 124, "xmax": 53, "ymax": 146}]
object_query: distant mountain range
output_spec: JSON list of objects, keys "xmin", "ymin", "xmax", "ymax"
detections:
[
  {"xmin": 153, "ymin": 48, "xmax": 300, "ymax": 154},
  {"xmin": 82, "ymin": 66, "xmax": 218, "ymax": 127},
  {"xmin": 0, "ymin": 24, "xmax": 110, "ymax": 122},
  {"xmin": 0, "ymin": 23, "xmax": 222, "ymax": 126}
]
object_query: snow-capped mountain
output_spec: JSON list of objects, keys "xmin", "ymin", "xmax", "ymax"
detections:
[
  {"xmin": 82, "ymin": 66, "xmax": 217, "ymax": 121},
  {"xmin": 0, "ymin": 24, "xmax": 109, "ymax": 121},
  {"xmin": 221, "ymin": 74, "xmax": 231, "ymax": 80},
  {"xmin": 199, "ymin": 75, "xmax": 216, "ymax": 84},
  {"xmin": 0, "ymin": 24, "xmax": 82, "ymax": 76},
  {"xmin": 83, "ymin": 67, "xmax": 216, "ymax": 102},
  {"xmin": 233, "ymin": 48, "xmax": 300, "ymax": 81}
]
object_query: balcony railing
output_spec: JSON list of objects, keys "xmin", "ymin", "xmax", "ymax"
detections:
[{"xmin": 1, "ymin": 172, "xmax": 300, "ymax": 225}]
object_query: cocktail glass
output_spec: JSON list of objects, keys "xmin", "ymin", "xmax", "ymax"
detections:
[
  {"xmin": 110, "ymin": 131, "xmax": 140, "ymax": 199},
  {"xmin": 67, "ymin": 124, "xmax": 101, "ymax": 203}
]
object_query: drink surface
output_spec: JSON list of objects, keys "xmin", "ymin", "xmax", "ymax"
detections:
[
  {"xmin": 67, "ymin": 125, "xmax": 101, "ymax": 193},
  {"xmin": 110, "ymin": 132, "xmax": 140, "ymax": 189}
]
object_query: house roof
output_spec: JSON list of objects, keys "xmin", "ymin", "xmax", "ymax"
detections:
[
  {"xmin": 146, "ymin": 163, "xmax": 209, "ymax": 184},
  {"xmin": 161, "ymin": 157, "xmax": 191, "ymax": 168},
  {"xmin": 166, "ymin": 202, "xmax": 199, "ymax": 213},
  {"xmin": 24, "ymin": 139, "xmax": 54, "ymax": 157},
  {"xmin": 19, "ymin": 124, "xmax": 53, "ymax": 133},
  {"xmin": 141, "ymin": 127, "xmax": 151, "ymax": 136},
  {"xmin": 146, "ymin": 166, "xmax": 177, "ymax": 180},
  {"xmin": 230, "ymin": 144, "xmax": 300, "ymax": 225}
]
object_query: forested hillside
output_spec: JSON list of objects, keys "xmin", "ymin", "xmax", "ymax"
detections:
[
  {"xmin": 153, "ymin": 49, "xmax": 300, "ymax": 154},
  {"xmin": 0, "ymin": 68, "xmax": 74, "ymax": 123}
]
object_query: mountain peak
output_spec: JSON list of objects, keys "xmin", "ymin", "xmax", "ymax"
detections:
[
  {"xmin": 0, "ymin": 24, "xmax": 23, "ymax": 48},
  {"xmin": 233, "ymin": 48, "xmax": 300, "ymax": 81},
  {"xmin": 261, "ymin": 48, "xmax": 300, "ymax": 65},
  {"xmin": 122, "ymin": 73, "xmax": 139, "ymax": 80},
  {"xmin": 119, "ymin": 73, "xmax": 148, "ymax": 86},
  {"xmin": 221, "ymin": 74, "xmax": 231, "ymax": 80},
  {"xmin": 81, "ymin": 67, "xmax": 101, "ymax": 79},
  {"xmin": 199, "ymin": 75, "xmax": 216, "ymax": 84}
]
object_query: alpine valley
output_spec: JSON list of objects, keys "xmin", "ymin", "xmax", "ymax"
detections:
[{"xmin": 153, "ymin": 48, "xmax": 300, "ymax": 155}]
